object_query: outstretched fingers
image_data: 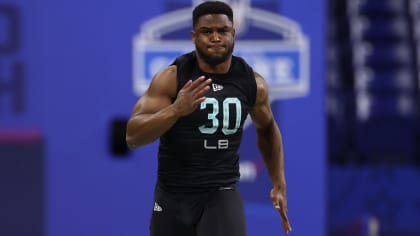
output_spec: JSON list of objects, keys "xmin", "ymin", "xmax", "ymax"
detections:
[
  {"xmin": 271, "ymin": 188, "xmax": 292, "ymax": 234},
  {"xmin": 183, "ymin": 76, "xmax": 206, "ymax": 90},
  {"xmin": 174, "ymin": 76, "xmax": 212, "ymax": 116},
  {"xmin": 278, "ymin": 206, "xmax": 292, "ymax": 234},
  {"xmin": 183, "ymin": 76, "xmax": 212, "ymax": 102},
  {"xmin": 192, "ymin": 76, "xmax": 212, "ymax": 96}
]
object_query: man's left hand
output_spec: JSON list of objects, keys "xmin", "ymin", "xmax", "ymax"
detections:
[{"xmin": 270, "ymin": 187, "xmax": 292, "ymax": 234}]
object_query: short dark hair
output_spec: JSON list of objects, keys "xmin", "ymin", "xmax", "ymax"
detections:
[{"xmin": 192, "ymin": 1, "xmax": 234, "ymax": 28}]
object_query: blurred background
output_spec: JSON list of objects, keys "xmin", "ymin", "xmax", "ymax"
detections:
[
  {"xmin": 0, "ymin": 0, "xmax": 419, "ymax": 235},
  {"xmin": 327, "ymin": 0, "xmax": 420, "ymax": 235}
]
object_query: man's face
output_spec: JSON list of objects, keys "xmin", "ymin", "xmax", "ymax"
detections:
[{"xmin": 192, "ymin": 14, "xmax": 235, "ymax": 66}]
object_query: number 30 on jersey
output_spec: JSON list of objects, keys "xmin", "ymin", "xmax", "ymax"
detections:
[{"xmin": 198, "ymin": 97, "xmax": 242, "ymax": 150}]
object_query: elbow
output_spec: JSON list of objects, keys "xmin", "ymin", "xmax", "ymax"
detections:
[
  {"xmin": 125, "ymin": 118, "xmax": 158, "ymax": 148},
  {"xmin": 125, "ymin": 132, "xmax": 154, "ymax": 149},
  {"xmin": 125, "ymin": 126, "xmax": 144, "ymax": 149},
  {"xmin": 125, "ymin": 120, "xmax": 143, "ymax": 149},
  {"xmin": 125, "ymin": 135, "xmax": 138, "ymax": 149}
]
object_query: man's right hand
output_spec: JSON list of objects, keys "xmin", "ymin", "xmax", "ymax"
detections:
[{"xmin": 172, "ymin": 76, "xmax": 212, "ymax": 116}]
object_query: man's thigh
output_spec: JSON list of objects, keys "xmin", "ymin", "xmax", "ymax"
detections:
[
  {"xmin": 149, "ymin": 187, "xmax": 196, "ymax": 236},
  {"xmin": 196, "ymin": 188, "xmax": 246, "ymax": 236}
]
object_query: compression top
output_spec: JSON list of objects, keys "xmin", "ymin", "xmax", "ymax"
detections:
[{"xmin": 157, "ymin": 51, "xmax": 257, "ymax": 193}]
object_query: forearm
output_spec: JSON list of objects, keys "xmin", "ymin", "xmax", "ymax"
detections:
[
  {"xmin": 256, "ymin": 120, "xmax": 286, "ymax": 188},
  {"xmin": 126, "ymin": 105, "xmax": 180, "ymax": 148}
]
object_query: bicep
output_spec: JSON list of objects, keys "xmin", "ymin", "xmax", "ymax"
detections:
[
  {"xmin": 249, "ymin": 73, "xmax": 275, "ymax": 129},
  {"xmin": 130, "ymin": 66, "xmax": 177, "ymax": 116}
]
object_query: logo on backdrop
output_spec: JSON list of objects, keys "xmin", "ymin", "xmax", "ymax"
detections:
[
  {"xmin": 132, "ymin": 0, "xmax": 310, "ymax": 101},
  {"xmin": 132, "ymin": 0, "xmax": 310, "ymax": 185}
]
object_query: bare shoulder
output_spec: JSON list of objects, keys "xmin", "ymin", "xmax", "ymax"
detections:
[
  {"xmin": 155, "ymin": 65, "xmax": 177, "ymax": 80},
  {"xmin": 249, "ymin": 71, "xmax": 274, "ymax": 127},
  {"xmin": 253, "ymin": 71, "xmax": 269, "ymax": 105},
  {"xmin": 130, "ymin": 65, "xmax": 177, "ymax": 116},
  {"xmin": 147, "ymin": 65, "xmax": 178, "ymax": 99}
]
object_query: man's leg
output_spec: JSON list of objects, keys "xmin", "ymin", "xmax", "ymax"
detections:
[
  {"xmin": 196, "ymin": 188, "xmax": 246, "ymax": 236},
  {"xmin": 149, "ymin": 187, "xmax": 196, "ymax": 236}
]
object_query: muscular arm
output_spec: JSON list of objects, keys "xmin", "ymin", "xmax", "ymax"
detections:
[
  {"xmin": 126, "ymin": 66, "xmax": 212, "ymax": 149},
  {"xmin": 250, "ymin": 72, "xmax": 285, "ymax": 191},
  {"xmin": 249, "ymin": 72, "xmax": 291, "ymax": 234}
]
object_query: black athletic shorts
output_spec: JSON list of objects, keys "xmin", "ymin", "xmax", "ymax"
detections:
[{"xmin": 149, "ymin": 185, "xmax": 246, "ymax": 236}]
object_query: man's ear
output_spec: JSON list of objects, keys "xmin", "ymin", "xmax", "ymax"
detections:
[{"xmin": 191, "ymin": 31, "xmax": 196, "ymax": 43}]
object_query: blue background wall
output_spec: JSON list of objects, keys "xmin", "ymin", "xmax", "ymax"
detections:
[{"xmin": 0, "ymin": 0, "xmax": 325, "ymax": 235}]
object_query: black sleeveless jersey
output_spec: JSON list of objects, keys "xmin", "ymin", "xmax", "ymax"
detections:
[{"xmin": 157, "ymin": 52, "xmax": 257, "ymax": 193}]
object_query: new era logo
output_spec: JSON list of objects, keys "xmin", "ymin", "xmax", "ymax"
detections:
[
  {"xmin": 212, "ymin": 83, "xmax": 223, "ymax": 92},
  {"xmin": 153, "ymin": 202, "xmax": 163, "ymax": 212}
]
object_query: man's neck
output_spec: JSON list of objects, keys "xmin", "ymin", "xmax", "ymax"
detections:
[{"xmin": 196, "ymin": 55, "xmax": 232, "ymax": 74}]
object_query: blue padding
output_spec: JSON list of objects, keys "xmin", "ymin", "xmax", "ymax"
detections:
[{"xmin": 329, "ymin": 166, "xmax": 420, "ymax": 233}]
